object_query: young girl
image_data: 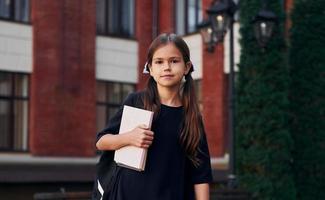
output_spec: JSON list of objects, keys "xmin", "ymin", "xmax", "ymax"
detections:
[{"xmin": 93, "ymin": 33, "xmax": 212, "ymax": 200}]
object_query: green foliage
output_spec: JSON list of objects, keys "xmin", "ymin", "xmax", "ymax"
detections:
[
  {"xmin": 289, "ymin": 0, "xmax": 325, "ymax": 199},
  {"xmin": 236, "ymin": 0, "xmax": 296, "ymax": 199}
]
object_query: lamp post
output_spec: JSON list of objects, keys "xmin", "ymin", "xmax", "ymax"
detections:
[{"xmin": 198, "ymin": 0, "xmax": 277, "ymax": 187}]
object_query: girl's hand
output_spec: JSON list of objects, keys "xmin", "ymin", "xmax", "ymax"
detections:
[{"xmin": 127, "ymin": 124, "xmax": 154, "ymax": 148}]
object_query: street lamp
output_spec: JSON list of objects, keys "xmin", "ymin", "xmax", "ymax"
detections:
[
  {"xmin": 199, "ymin": 0, "xmax": 277, "ymax": 49},
  {"xmin": 197, "ymin": 20, "xmax": 215, "ymax": 52},
  {"xmin": 252, "ymin": 7, "xmax": 278, "ymax": 48},
  {"xmin": 206, "ymin": 0, "xmax": 237, "ymax": 41},
  {"xmin": 197, "ymin": 0, "xmax": 277, "ymax": 187},
  {"xmin": 197, "ymin": 0, "xmax": 237, "ymax": 52}
]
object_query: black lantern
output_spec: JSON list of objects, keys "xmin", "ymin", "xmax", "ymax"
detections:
[
  {"xmin": 252, "ymin": 9, "xmax": 278, "ymax": 48},
  {"xmin": 206, "ymin": 0, "xmax": 237, "ymax": 42},
  {"xmin": 197, "ymin": 20, "xmax": 217, "ymax": 52}
]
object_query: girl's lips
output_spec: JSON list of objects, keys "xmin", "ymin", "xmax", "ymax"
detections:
[{"xmin": 161, "ymin": 75, "xmax": 174, "ymax": 78}]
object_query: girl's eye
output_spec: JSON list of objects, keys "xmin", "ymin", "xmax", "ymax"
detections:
[
  {"xmin": 155, "ymin": 60, "xmax": 163, "ymax": 64},
  {"xmin": 171, "ymin": 59, "xmax": 179, "ymax": 63}
]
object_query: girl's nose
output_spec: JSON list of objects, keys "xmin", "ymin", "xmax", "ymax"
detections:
[{"xmin": 163, "ymin": 61, "xmax": 172, "ymax": 70}]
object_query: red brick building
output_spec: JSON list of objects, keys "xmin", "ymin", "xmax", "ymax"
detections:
[{"xmin": 0, "ymin": 0, "xmax": 294, "ymax": 197}]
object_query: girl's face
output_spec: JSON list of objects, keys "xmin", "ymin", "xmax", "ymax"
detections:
[{"xmin": 149, "ymin": 43, "xmax": 191, "ymax": 90}]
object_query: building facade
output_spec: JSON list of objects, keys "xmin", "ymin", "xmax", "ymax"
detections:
[{"xmin": 0, "ymin": 0, "xmax": 251, "ymax": 197}]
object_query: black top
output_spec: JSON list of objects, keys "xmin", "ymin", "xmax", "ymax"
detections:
[{"xmin": 95, "ymin": 92, "xmax": 212, "ymax": 200}]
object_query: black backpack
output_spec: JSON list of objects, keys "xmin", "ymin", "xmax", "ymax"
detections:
[{"xmin": 92, "ymin": 151, "xmax": 121, "ymax": 200}]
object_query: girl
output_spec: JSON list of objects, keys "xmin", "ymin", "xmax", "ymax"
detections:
[{"xmin": 93, "ymin": 33, "xmax": 212, "ymax": 200}]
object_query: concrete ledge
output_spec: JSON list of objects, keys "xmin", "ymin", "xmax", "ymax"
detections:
[
  {"xmin": 0, "ymin": 153, "xmax": 229, "ymax": 183},
  {"xmin": 0, "ymin": 153, "xmax": 99, "ymax": 165},
  {"xmin": 0, "ymin": 154, "xmax": 99, "ymax": 183}
]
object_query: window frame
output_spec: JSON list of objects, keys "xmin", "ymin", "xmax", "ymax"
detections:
[
  {"xmin": 96, "ymin": 0, "xmax": 136, "ymax": 39},
  {"xmin": 96, "ymin": 80, "xmax": 136, "ymax": 132},
  {"xmin": 0, "ymin": 71, "xmax": 30, "ymax": 152},
  {"xmin": 0, "ymin": 0, "xmax": 31, "ymax": 24},
  {"xmin": 174, "ymin": 0, "xmax": 202, "ymax": 36}
]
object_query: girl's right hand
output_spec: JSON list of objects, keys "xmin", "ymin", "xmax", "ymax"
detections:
[{"xmin": 127, "ymin": 124, "xmax": 154, "ymax": 149}]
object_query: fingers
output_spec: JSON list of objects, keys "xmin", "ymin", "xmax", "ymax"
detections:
[
  {"xmin": 127, "ymin": 124, "xmax": 155, "ymax": 148},
  {"xmin": 143, "ymin": 130, "xmax": 154, "ymax": 138},
  {"xmin": 138, "ymin": 131, "xmax": 153, "ymax": 148},
  {"xmin": 132, "ymin": 126, "xmax": 154, "ymax": 148},
  {"xmin": 135, "ymin": 124, "xmax": 154, "ymax": 139},
  {"xmin": 138, "ymin": 124, "xmax": 149, "ymax": 130},
  {"xmin": 143, "ymin": 132, "xmax": 154, "ymax": 142},
  {"xmin": 139, "ymin": 139, "xmax": 153, "ymax": 149}
]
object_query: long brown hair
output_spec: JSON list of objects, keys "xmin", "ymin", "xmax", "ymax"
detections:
[{"xmin": 143, "ymin": 33, "xmax": 202, "ymax": 166}]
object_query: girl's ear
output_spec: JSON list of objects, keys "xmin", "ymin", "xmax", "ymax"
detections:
[
  {"xmin": 184, "ymin": 62, "xmax": 192, "ymax": 75},
  {"xmin": 148, "ymin": 64, "xmax": 153, "ymax": 76}
]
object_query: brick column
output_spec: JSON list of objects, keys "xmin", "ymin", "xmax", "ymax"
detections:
[
  {"xmin": 202, "ymin": 44, "xmax": 226, "ymax": 157},
  {"xmin": 158, "ymin": 0, "xmax": 175, "ymax": 33},
  {"xmin": 201, "ymin": 0, "xmax": 226, "ymax": 157},
  {"xmin": 30, "ymin": 0, "xmax": 96, "ymax": 156},
  {"xmin": 136, "ymin": 0, "xmax": 153, "ymax": 90}
]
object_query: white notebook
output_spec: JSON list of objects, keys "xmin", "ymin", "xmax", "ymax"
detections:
[{"xmin": 114, "ymin": 105, "xmax": 154, "ymax": 171}]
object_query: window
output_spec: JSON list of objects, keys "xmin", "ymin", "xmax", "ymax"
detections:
[
  {"xmin": 176, "ymin": 0, "xmax": 202, "ymax": 35},
  {"xmin": 0, "ymin": 0, "xmax": 30, "ymax": 23},
  {"xmin": 96, "ymin": 0, "xmax": 135, "ymax": 38},
  {"xmin": 0, "ymin": 72, "xmax": 29, "ymax": 151},
  {"xmin": 96, "ymin": 81, "xmax": 135, "ymax": 132}
]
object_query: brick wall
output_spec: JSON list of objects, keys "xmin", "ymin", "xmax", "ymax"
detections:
[
  {"xmin": 30, "ymin": 0, "xmax": 96, "ymax": 156},
  {"xmin": 201, "ymin": 0, "xmax": 227, "ymax": 157},
  {"xmin": 159, "ymin": 0, "xmax": 175, "ymax": 33},
  {"xmin": 136, "ymin": 0, "xmax": 153, "ymax": 90},
  {"xmin": 202, "ymin": 44, "xmax": 226, "ymax": 157}
]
